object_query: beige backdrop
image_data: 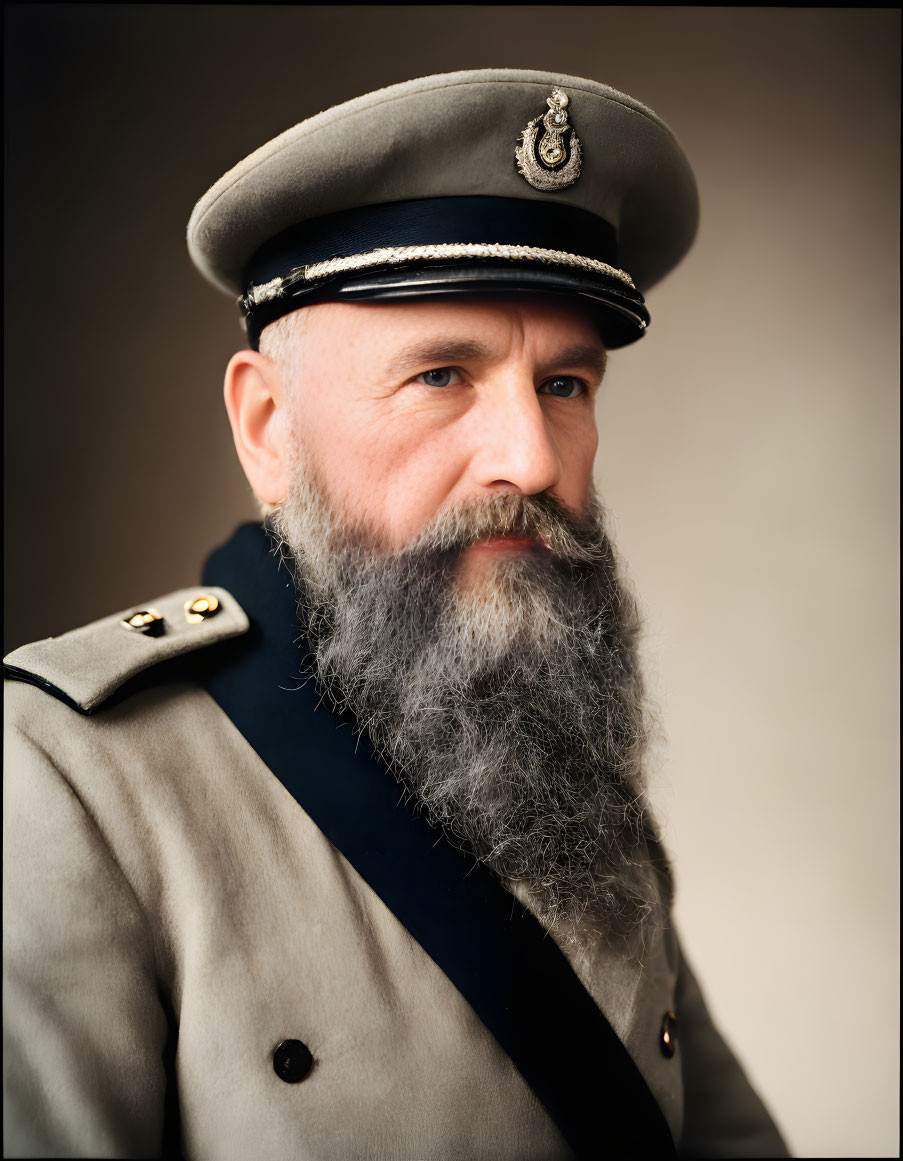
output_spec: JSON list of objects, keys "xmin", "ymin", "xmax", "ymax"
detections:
[{"xmin": 4, "ymin": 7, "xmax": 899, "ymax": 1156}]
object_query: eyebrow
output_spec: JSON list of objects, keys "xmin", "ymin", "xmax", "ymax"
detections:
[
  {"xmin": 385, "ymin": 338, "xmax": 607, "ymax": 380},
  {"xmin": 386, "ymin": 339, "xmax": 493, "ymax": 378},
  {"xmin": 539, "ymin": 343, "xmax": 607, "ymax": 381}
]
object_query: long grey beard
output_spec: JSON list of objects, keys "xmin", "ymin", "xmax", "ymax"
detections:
[{"xmin": 270, "ymin": 473, "xmax": 669, "ymax": 950}]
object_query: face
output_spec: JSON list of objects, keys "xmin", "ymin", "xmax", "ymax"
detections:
[{"xmin": 279, "ymin": 297, "xmax": 605, "ymax": 555}]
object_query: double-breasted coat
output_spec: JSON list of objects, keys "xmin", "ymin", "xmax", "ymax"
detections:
[{"xmin": 3, "ymin": 524, "xmax": 788, "ymax": 1159}]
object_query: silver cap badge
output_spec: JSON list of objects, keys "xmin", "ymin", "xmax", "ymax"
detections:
[{"xmin": 515, "ymin": 88, "xmax": 582, "ymax": 191}]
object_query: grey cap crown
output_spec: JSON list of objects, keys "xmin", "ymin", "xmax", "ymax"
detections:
[{"xmin": 187, "ymin": 68, "xmax": 698, "ymax": 298}]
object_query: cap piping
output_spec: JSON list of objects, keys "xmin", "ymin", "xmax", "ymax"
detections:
[{"xmin": 243, "ymin": 242, "xmax": 635, "ymax": 309}]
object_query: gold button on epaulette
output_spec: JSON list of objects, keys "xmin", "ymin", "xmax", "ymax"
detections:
[
  {"xmin": 660, "ymin": 1010, "xmax": 678, "ymax": 1058},
  {"xmin": 120, "ymin": 609, "xmax": 166, "ymax": 637},
  {"xmin": 184, "ymin": 593, "xmax": 220, "ymax": 624},
  {"xmin": 5, "ymin": 585, "xmax": 249, "ymax": 715}
]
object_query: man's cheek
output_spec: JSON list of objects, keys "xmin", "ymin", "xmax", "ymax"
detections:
[{"xmin": 366, "ymin": 442, "xmax": 470, "ymax": 548}]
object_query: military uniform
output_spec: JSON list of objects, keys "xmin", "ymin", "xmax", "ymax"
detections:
[
  {"xmin": 5, "ymin": 69, "xmax": 788, "ymax": 1157},
  {"xmin": 4, "ymin": 524, "xmax": 787, "ymax": 1158}
]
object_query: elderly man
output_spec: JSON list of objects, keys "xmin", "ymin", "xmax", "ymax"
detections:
[{"xmin": 4, "ymin": 70, "xmax": 787, "ymax": 1158}]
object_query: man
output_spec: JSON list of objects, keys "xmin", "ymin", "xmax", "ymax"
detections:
[{"xmin": 3, "ymin": 69, "xmax": 788, "ymax": 1158}]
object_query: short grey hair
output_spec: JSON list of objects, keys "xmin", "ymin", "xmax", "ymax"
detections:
[{"xmin": 258, "ymin": 308, "xmax": 309, "ymax": 383}]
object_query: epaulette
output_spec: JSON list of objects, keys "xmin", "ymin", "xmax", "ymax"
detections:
[{"xmin": 3, "ymin": 587, "xmax": 249, "ymax": 715}]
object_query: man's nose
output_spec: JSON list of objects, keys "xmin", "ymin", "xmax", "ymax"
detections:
[{"xmin": 470, "ymin": 383, "xmax": 563, "ymax": 497}]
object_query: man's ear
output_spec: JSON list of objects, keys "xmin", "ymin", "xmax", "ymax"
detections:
[{"xmin": 223, "ymin": 349, "xmax": 293, "ymax": 505}]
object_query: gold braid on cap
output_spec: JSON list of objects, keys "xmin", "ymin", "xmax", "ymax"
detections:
[{"xmin": 242, "ymin": 243, "xmax": 635, "ymax": 310}]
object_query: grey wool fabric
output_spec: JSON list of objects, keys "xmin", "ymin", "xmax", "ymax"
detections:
[
  {"xmin": 4, "ymin": 610, "xmax": 787, "ymax": 1158},
  {"xmin": 3, "ymin": 587, "xmax": 247, "ymax": 713}
]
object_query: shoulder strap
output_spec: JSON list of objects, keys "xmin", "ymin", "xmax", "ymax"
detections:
[
  {"xmin": 4, "ymin": 586, "xmax": 248, "ymax": 714},
  {"xmin": 202, "ymin": 523, "xmax": 676, "ymax": 1159}
]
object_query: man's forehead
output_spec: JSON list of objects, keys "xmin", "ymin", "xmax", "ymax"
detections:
[{"xmin": 284, "ymin": 297, "xmax": 607, "ymax": 370}]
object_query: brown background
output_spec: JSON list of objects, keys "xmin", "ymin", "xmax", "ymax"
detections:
[{"xmin": 4, "ymin": 6, "xmax": 900, "ymax": 1156}]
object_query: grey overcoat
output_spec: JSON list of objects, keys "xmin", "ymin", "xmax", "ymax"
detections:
[{"xmin": 3, "ymin": 524, "xmax": 788, "ymax": 1159}]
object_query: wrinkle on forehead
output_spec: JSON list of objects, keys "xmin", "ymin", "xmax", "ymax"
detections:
[{"xmin": 285, "ymin": 297, "xmax": 605, "ymax": 370}]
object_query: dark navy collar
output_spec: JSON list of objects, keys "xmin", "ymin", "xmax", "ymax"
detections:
[{"xmin": 201, "ymin": 521, "xmax": 675, "ymax": 1158}]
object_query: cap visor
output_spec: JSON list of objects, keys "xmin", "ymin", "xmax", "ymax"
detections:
[{"xmin": 288, "ymin": 262, "xmax": 650, "ymax": 349}]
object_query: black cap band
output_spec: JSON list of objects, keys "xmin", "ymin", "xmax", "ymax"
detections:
[
  {"xmin": 244, "ymin": 197, "xmax": 619, "ymax": 285},
  {"xmin": 240, "ymin": 197, "xmax": 648, "ymax": 350}
]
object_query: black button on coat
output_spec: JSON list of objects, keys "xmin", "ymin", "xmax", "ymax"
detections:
[{"xmin": 273, "ymin": 1039, "xmax": 314, "ymax": 1083}]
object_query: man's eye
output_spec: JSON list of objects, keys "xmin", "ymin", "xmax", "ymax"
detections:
[
  {"xmin": 539, "ymin": 376, "xmax": 586, "ymax": 398},
  {"xmin": 415, "ymin": 367, "xmax": 463, "ymax": 388}
]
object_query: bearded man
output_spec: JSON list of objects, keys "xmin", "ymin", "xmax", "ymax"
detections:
[{"xmin": 3, "ymin": 70, "xmax": 788, "ymax": 1159}]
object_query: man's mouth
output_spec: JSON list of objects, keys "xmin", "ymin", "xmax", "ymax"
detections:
[{"xmin": 466, "ymin": 535, "xmax": 552, "ymax": 555}]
